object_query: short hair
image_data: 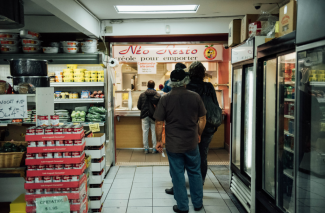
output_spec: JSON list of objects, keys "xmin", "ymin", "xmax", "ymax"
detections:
[
  {"xmin": 188, "ymin": 61, "xmax": 206, "ymax": 80},
  {"xmin": 175, "ymin": 63, "xmax": 186, "ymax": 69},
  {"xmin": 168, "ymin": 76, "xmax": 190, "ymax": 88},
  {"xmin": 147, "ymin": 80, "xmax": 155, "ymax": 89}
]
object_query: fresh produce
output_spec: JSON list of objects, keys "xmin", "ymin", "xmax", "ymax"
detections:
[
  {"xmin": 0, "ymin": 142, "xmax": 27, "ymax": 153},
  {"xmin": 88, "ymin": 106, "xmax": 106, "ymax": 114}
]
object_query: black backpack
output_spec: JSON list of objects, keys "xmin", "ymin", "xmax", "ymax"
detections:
[{"xmin": 199, "ymin": 83, "xmax": 223, "ymax": 128}]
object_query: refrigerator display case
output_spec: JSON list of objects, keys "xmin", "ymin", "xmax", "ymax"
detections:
[
  {"xmin": 296, "ymin": 40, "xmax": 325, "ymax": 213},
  {"xmin": 230, "ymin": 36, "xmax": 266, "ymax": 213},
  {"xmin": 255, "ymin": 32, "xmax": 296, "ymax": 213}
]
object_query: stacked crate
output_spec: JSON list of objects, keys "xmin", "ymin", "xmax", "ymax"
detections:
[
  {"xmin": 24, "ymin": 126, "xmax": 88, "ymax": 213},
  {"xmin": 85, "ymin": 133, "xmax": 106, "ymax": 212}
]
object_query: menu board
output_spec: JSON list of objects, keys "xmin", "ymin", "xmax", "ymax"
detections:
[
  {"xmin": 0, "ymin": 95, "xmax": 28, "ymax": 119},
  {"xmin": 138, "ymin": 62, "xmax": 157, "ymax": 74}
]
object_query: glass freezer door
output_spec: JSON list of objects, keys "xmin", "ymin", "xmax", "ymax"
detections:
[
  {"xmin": 277, "ymin": 52, "xmax": 296, "ymax": 213},
  {"xmin": 297, "ymin": 43, "xmax": 325, "ymax": 213},
  {"xmin": 232, "ymin": 68, "xmax": 242, "ymax": 169}
]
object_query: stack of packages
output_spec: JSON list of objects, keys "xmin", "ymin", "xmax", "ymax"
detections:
[
  {"xmin": 85, "ymin": 70, "xmax": 101, "ymax": 82},
  {"xmin": 23, "ymin": 110, "xmax": 36, "ymax": 123},
  {"xmin": 0, "ymin": 32, "xmax": 19, "ymax": 53},
  {"xmin": 55, "ymin": 110, "xmax": 70, "ymax": 123},
  {"xmin": 54, "ymin": 70, "xmax": 63, "ymax": 83},
  {"xmin": 20, "ymin": 30, "xmax": 42, "ymax": 54},
  {"xmin": 86, "ymin": 106, "xmax": 106, "ymax": 122},
  {"xmin": 24, "ymin": 120, "xmax": 89, "ymax": 213}
]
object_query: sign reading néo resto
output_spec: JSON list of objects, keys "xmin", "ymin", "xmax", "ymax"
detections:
[{"xmin": 113, "ymin": 44, "xmax": 223, "ymax": 63}]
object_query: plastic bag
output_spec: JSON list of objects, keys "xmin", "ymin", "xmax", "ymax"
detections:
[
  {"xmin": 88, "ymin": 106, "xmax": 106, "ymax": 114},
  {"xmin": 248, "ymin": 11, "xmax": 279, "ymax": 39},
  {"xmin": 87, "ymin": 112, "xmax": 101, "ymax": 119}
]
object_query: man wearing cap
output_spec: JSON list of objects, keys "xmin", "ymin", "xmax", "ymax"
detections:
[{"xmin": 154, "ymin": 68, "xmax": 207, "ymax": 213}]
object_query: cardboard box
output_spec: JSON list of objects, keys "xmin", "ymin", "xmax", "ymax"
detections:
[
  {"xmin": 228, "ymin": 19, "xmax": 241, "ymax": 47},
  {"xmin": 241, "ymin": 14, "xmax": 260, "ymax": 42},
  {"xmin": 85, "ymin": 133, "xmax": 105, "ymax": 146},
  {"xmin": 279, "ymin": 0, "xmax": 297, "ymax": 36}
]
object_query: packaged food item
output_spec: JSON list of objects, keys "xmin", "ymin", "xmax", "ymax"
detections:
[
  {"xmin": 55, "ymin": 140, "xmax": 64, "ymax": 146},
  {"xmin": 98, "ymin": 79, "xmax": 104, "ymax": 82},
  {"xmin": 50, "ymin": 115, "xmax": 60, "ymax": 126},
  {"xmin": 37, "ymin": 141, "xmax": 45, "ymax": 147},
  {"xmin": 43, "ymin": 176, "xmax": 52, "ymax": 183},
  {"xmin": 37, "ymin": 115, "xmax": 49, "ymax": 126},
  {"xmin": 27, "ymin": 165, "xmax": 36, "ymax": 170},
  {"xmin": 69, "ymin": 93, "xmax": 74, "ymax": 99},
  {"xmin": 71, "ymin": 176, "xmax": 80, "ymax": 182},
  {"xmin": 54, "ymin": 164, "xmax": 63, "ymax": 170},
  {"xmin": 63, "ymin": 152, "xmax": 71, "ymax": 158},
  {"xmin": 26, "ymin": 127, "xmax": 36, "ymax": 135},
  {"xmin": 35, "ymin": 176, "xmax": 43, "ymax": 183},
  {"xmin": 91, "ymin": 71, "xmax": 98, "ymax": 75},
  {"xmin": 53, "ymin": 176, "xmax": 62, "ymax": 182},
  {"xmin": 90, "ymin": 78, "xmax": 98, "ymax": 82},
  {"xmin": 55, "ymin": 91, "xmax": 61, "ymax": 99},
  {"xmin": 44, "ymin": 153, "xmax": 53, "ymax": 158},
  {"xmin": 81, "ymin": 90, "xmax": 90, "ymax": 98},
  {"xmin": 54, "ymin": 126, "xmax": 64, "ymax": 134},
  {"xmin": 35, "ymin": 189, "xmax": 44, "ymax": 194},
  {"xmin": 74, "ymin": 77, "xmax": 85, "ymax": 82},
  {"xmin": 45, "ymin": 126, "xmax": 54, "ymax": 134},
  {"xmin": 63, "ymin": 69, "xmax": 74, "ymax": 74},
  {"xmin": 62, "ymin": 176, "xmax": 71, "ymax": 182},
  {"xmin": 26, "ymin": 153, "xmax": 35, "ymax": 159},
  {"xmin": 54, "ymin": 152, "xmax": 63, "ymax": 158},
  {"xmin": 67, "ymin": 64, "xmax": 78, "ymax": 69},
  {"xmin": 98, "ymin": 75, "xmax": 104, "ymax": 79},
  {"xmin": 73, "ymin": 92, "xmax": 78, "ymax": 99},
  {"xmin": 44, "ymin": 188, "xmax": 53, "ymax": 194},
  {"xmin": 85, "ymin": 78, "xmax": 91, "ymax": 82},
  {"xmin": 63, "ymin": 73, "xmax": 74, "ymax": 78},
  {"xmin": 26, "ymin": 177, "xmax": 35, "ymax": 183},
  {"xmin": 74, "ymin": 69, "xmax": 86, "ymax": 74},
  {"xmin": 64, "ymin": 140, "xmax": 73, "ymax": 146},
  {"xmin": 98, "ymin": 70, "xmax": 104, "ymax": 75},
  {"xmin": 64, "ymin": 164, "xmax": 72, "ymax": 169},
  {"xmin": 63, "ymin": 78, "xmax": 74, "ymax": 82},
  {"xmin": 90, "ymin": 74, "xmax": 98, "ymax": 78},
  {"xmin": 46, "ymin": 164, "xmax": 54, "ymax": 170}
]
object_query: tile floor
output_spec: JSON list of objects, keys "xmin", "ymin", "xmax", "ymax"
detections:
[
  {"xmin": 101, "ymin": 166, "xmax": 243, "ymax": 213},
  {"xmin": 116, "ymin": 149, "xmax": 229, "ymax": 165}
]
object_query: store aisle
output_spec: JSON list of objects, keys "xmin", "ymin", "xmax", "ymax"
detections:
[
  {"xmin": 116, "ymin": 149, "xmax": 229, "ymax": 166},
  {"xmin": 101, "ymin": 166, "xmax": 242, "ymax": 213}
]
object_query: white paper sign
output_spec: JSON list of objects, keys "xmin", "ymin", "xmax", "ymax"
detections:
[
  {"xmin": 114, "ymin": 44, "xmax": 223, "ymax": 62},
  {"xmin": 138, "ymin": 62, "xmax": 157, "ymax": 74},
  {"xmin": 35, "ymin": 196, "xmax": 70, "ymax": 213},
  {"xmin": 0, "ymin": 95, "xmax": 28, "ymax": 119}
]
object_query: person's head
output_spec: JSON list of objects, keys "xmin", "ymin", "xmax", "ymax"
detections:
[
  {"xmin": 188, "ymin": 61, "xmax": 206, "ymax": 80},
  {"xmin": 168, "ymin": 68, "xmax": 190, "ymax": 88},
  {"xmin": 175, "ymin": 63, "xmax": 186, "ymax": 70},
  {"xmin": 147, "ymin": 80, "xmax": 155, "ymax": 89},
  {"xmin": 159, "ymin": 84, "xmax": 164, "ymax": 90}
]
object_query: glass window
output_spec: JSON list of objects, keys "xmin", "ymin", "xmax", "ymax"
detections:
[
  {"xmin": 297, "ymin": 46, "xmax": 325, "ymax": 213},
  {"xmin": 243, "ymin": 66, "xmax": 254, "ymax": 176},
  {"xmin": 278, "ymin": 52, "xmax": 296, "ymax": 213},
  {"xmin": 263, "ymin": 59, "xmax": 277, "ymax": 198},
  {"xmin": 232, "ymin": 68, "xmax": 242, "ymax": 169}
]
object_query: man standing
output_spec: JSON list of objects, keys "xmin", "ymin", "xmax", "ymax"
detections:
[
  {"xmin": 137, "ymin": 80, "xmax": 161, "ymax": 154},
  {"xmin": 154, "ymin": 69, "xmax": 207, "ymax": 213}
]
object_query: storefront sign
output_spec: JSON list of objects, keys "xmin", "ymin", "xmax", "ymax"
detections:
[
  {"xmin": 113, "ymin": 44, "xmax": 223, "ymax": 62},
  {"xmin": 0, "ymin": 95, "xmax": 28, "ymax": 119},
  {"xmin": 231, "ymin": 40, "xmax": 254, "ymax": 64},
  {"xmin": 138, "ymin": 62, "xmax": 157, "ymax": 74},
  {"xmin": 35, "ymin": 196, "xmax": 70, "ymax": 213}
]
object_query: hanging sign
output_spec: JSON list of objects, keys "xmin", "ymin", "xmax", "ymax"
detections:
[
  {"xmin": 231, "ymin": 39, "xmax": 254, "ymax": 64},
  {"xmin": 137, "ymin": 62, "xmax": 157, "ymax": 74},
  {"xmin": 113, "ymin": 44, "xmax": 223, "ymax": 62},
  {"xmin": 35, "ymin": 196, "xmax": 70, "ymax": 213},
  {"xmin": 0, "ymin": 95, "xmax": 28, "ymax": 119}
]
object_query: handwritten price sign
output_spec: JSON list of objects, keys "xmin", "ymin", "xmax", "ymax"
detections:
[
  {"xmin": 0, "ymin": 95, "xmax": 28, "ymax": 119},
  {"xmin": 35, "ymin": 196, "xmax": 70, "ymax": 213}
]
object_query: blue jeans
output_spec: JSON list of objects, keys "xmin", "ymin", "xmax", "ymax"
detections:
[
  {"xmin": 167, "ymin": 146, "xmax": 203, "ymax": 211},
  {"xmin": 141, "ymin": 117, "xmax": 156, "ymax": 149}
]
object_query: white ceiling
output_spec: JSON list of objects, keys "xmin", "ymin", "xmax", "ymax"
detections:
[
  {"xmin": 23, "ymin": 0, "xmax": 53, "ymax": 15},
  {"xmin": 79, "ymin": 0, "xmax": 283, "ymax": 19}
]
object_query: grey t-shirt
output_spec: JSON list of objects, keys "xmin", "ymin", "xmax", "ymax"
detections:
[{"xmin": 153, "ymin": 87, "xmax": 207, "ymax": 153}]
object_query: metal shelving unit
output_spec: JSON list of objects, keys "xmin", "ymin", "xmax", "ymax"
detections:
[
  {"xmin": 54, "ymin": 98, "xmax": 104, "ymax": 104},
  {"xmin": 51, "ymin": 82, "xmax": 104, "ymax": 87}
]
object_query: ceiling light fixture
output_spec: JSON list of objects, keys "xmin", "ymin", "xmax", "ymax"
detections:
[{"xmin": 115, "ymin": 5, "xmax": 200, "ymax": 14}]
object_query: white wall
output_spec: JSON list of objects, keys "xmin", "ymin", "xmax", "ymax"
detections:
[{"xmin": 102, "ymin": 17, "xmax": 234, "ymax": 36}]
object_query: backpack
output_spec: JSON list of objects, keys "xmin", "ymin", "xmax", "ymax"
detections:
[{"xmin": 199, "ymin": 83, "xmax": 223, "ymax": 128}]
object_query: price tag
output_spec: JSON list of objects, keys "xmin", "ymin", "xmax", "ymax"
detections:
[
  {"xmin": 35, "ymin": 196, "xmax": 70, "ymax": 213},
  {"xmin": 89, "ymin": 123, "xmax": 100, "ymax": 132},
  {"xmin": 0, "ymin": 95, "xmax": 28, "ymax": 119}
]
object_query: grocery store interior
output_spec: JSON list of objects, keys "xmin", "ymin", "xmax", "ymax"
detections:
[{"xmin": 0, "ymin": 0, "xmax": 324, "ymax": 213}]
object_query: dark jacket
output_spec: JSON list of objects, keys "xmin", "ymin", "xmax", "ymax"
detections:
[
  {"xmin": 187, "ymin": 77, "xmax": 220, "ymax": 135},
  {"xmin": 137, "ymin": 89, "xmax": 161, "ymax": 120}
]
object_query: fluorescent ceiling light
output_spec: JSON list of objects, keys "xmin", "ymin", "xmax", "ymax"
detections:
[{"xmin": 115, "ymin": 5, "xmax": 199, "ymax": 14}]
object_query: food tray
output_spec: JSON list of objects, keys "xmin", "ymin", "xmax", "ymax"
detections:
[
  {"xmin": 25, "ymin": 131, "xmax": 84, "ymax": 141},
  {"xmin": 25, "ymin": 153, "xmax": 85, "ymax": 165},
  {"xmin": 26, "ymin": 163, "xmax": 86, "ymax": 177},
  {"xmin": 27, "ymin": 141, "xmax": 85, "ymax": 153},
  {"xmin": 25, "ymin": 174, "xmax": 86, "ymax": 189}
]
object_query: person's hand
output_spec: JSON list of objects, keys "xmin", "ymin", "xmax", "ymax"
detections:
[
  {"xmin": 198, "ymin": 135, "xmax": 201, "ymax": 143},
  {"xmin": 156, "ymin": 142, "xmax": 163, "ymax": 153},
  {"xmin": 153, "ymin": 104, "xmax": 156, "ymax": 108}
]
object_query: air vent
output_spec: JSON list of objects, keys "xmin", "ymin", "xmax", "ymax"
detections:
[{"xmin": 0, "ymin": 0, "xmax": 24, "ymax": 29}]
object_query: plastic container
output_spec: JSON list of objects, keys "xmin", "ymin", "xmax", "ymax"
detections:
[
  {"xmin": 98, "ymin": 75, "xmax": 104, "ymax": 79},
  {"xmin": 60, "ymin": 41, "xmax": 79, "ymax": 47},
  {"xmin": 63, "ymin": 78, "xmax": 74, "ymax": 82},
  {"xmin": 55, "ymin": 77, "xmax": 62, "ymax": 82},
  {"xmin": 22, "ymin": 46, "xmax": 41, "ymax": 53},
  {"xmin": 74, "ymin": 78, "xmax": 85, "ymax": 82},
  {"xmin": 43, "ymin": 47, "xmax": 59, "ymax": 54},
  {"xmin": 63, "ymin": 47, "xmax": 78, "ymax": 54},
  {"xmin": 1, "ymin": 45, "xmax": 19, "ymax": 53},
  {"xmin": 74, "ymin": 74, "xmax": 84, "ymax": 78},
  {"xmin": 90, "ymin": 78, "xmax": 98, "ymax": 82},
  {"xmin": 20, "ymin": 30, "xmax": 40, "ymax": 39},
  {"xmin": 98, "ymin": 79, "xmax": 104, "ymax": 82},
  {"xmin": 1, "ymin": 39, "xmax": 19, "ymax": 46},
  {"xmin": 67, "ymin": 64, "xmax": 78, "ymax": 69},
  {"xmin": 85, "ymin": 78, "xmax": 91, "ymax": 82},
  {"xmin": 81, "ymin": 46, "xmax": 97, "ymax": 53},
  {"xmin": 91, "ymin": 74, "xmax": 98, "ymax": 78},
  {"xmin": 0, "ymin": 33, "xmax": 19, "ymax": 40},
  {"xmin": 21, "ymin": 39, "xmax": 41, "ymax": 46},
  {"xmin": 90, "ymin": 71, "xmax": 98, "ymax": 75},
  {"xmin": 63, "ymin": 74, "xmax": 74, "ymax": 78},
  {"xmin": 81, "ymin": 40, "xmax": 97, "ymax": 47},
  {"xmin": 98, "ymin": 70, "xmax": 104, "ymax": 75},
  {"xmin": 74, "ymin": 69, "xmax": 86, "ymax": 74},
  {"xmin": 63, "ymin": 69, "xmax": 74, "ymax": 74}
]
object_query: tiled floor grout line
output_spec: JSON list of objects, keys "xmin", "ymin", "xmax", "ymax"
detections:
[
  {"xmin": 126, "ymin": 167, "xmax": 136, "ymax": 213},
  {"xmin": 103, "ymin": 167, "xmax": 118, "ymax": 202}
]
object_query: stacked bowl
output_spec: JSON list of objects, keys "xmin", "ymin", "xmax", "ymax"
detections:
[
  {"xmin": 60, "ymin": 41, "xmax": 79, "ymax": 54},
  {"xmin": 81, "ymin": 39, "xmax": 98, "ymax": 53},
  {"xmin": 0, "ymin": 33, "xmax": 20, "ymax": 54},
  {"xmin": 20, "ymin": 29, "xmax": 42, "ymax": 54}
]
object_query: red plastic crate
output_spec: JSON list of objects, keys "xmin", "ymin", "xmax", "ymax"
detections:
[
  {"xmin": 25, "ymin": 153, "xmax": 85, "ymax": 165},
  {"xmin": 26, "ymin": 163, "xmax": 86, "ymax": 177},
  {"xmin": 25, "ymin": 131, "xmax": 84, "ymax": 142},
  {"xmin": 25, "ymin": 174, "xmax": 86, "ymax": 189},
  {"xmin": 27, "ymin": 142, "xmax": 85, "ymax": 153}
]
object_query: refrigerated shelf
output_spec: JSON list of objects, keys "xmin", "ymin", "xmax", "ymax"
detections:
[
  {"xmin": 284, "ymin": 130, "xmax": 294, "ymax": 137},
  {"xmin": 284, "ymin": 115, "xmax": 295, "ymax": 119},
  {"xmin": 285, "ymin": 81, "xmax": 295, "ymax": 85},
  {"xmin": 284, "ymin": 99, "xmax": 295, "ymax": 102},
  {"xmin": 54, "ymin": 98, "xmax": 104, "ymax": 104},
  {"xmin": 283, "ymin": 169, "xmax": 294, "ymax": 179},
  {"xmin": 51, "ymin": 82, "xmax": 104, "ymax": 87},
  {"xmin": 284, "ymin": 146, "xmax": 294, "ymax": 154}
]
